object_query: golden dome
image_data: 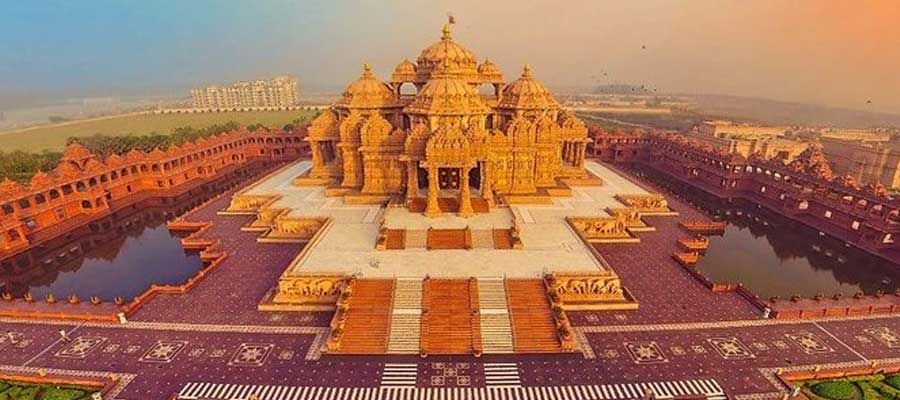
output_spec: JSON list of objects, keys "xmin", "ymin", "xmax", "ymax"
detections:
[
  {"xmin": 336, "ymin": 64, "xmax": 398, "ymax": 109},
  {"xmin": 405, "ymin": 60, "xmax": 489, "ymax": 116},
  {"xmin": 416, "ymin": 24, "xmax": 478, "ymax": 78},
  {"xmin": 497, "ymin": 64, "xmax": 559, "ymax": 110},
  {"xmin": 477, "ymin": 58, "xmax": 504, "ymax": 84},
  {"xmin": 390, "ymin": 59, "xmax": 417, "ymax": 83}
]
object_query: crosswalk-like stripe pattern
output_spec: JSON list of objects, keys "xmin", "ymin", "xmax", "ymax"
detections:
[
  {"xmin": 380, "ymin": 363, "xmax": 418, "ymax": 387},
  {"xmin": 177, "ymin": 378, "xmax": 726, "ymax": 400},
  {"xmin": 483, "ymin": 363, "xmax": 521, "ymax": 388}
]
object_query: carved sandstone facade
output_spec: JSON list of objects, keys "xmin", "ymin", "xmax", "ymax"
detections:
[
  {"xmin": 303, "ymin": 24, "xmax": 589, "ymax": 217},
  {"xmin": 0, "ymin": 129, "xmax": 307, "ymax": 258}
]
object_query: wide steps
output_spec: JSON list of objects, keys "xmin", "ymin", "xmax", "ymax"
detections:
[
  {"xmin": 421, "ymin": 279, "xmax": 480, "ymax": 355},
  {"xmin": 478, "ymin": 278, "xmax": 514, "ymax": 353},
  {"xmin": 384, "ymin": 229, "xmax": 405, "ymax": 250},
  {"xmin": 331, "ymin": 279, "xmax": 395, "ymax": 354},
  {"xmin": 492, "ymin": 229, "xmax": 514, "ymax": 249},
  {"xmin": 426, "ymin": 229, "xmax": 468, "ymax": 250},
  {"xmin": 506, "ymin": 279, "xmax": 563, "ymax": 353},
  {"xmin": 387, "ymin": 279, "xmax": 423, "ymax": 354},
  {"xmin": 470, "ymin": 229, "xmax": 494, "ymax": 249}
]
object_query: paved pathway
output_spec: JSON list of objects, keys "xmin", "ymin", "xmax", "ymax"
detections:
[{"xmin": 7, "ymin": 160, "xmax": 900, "ymax": 399}]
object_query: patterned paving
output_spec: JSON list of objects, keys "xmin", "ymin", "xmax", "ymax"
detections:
[
  {"xmin": 14, "ymin": 160, "xmax": 900, "ymax": 399},
  {"xmin": 176, "ymin": 378, "xmax": 726, "ymax": 400}
]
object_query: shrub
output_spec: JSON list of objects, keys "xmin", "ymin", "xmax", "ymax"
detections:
[
  {"xmin": 886, "ymin": 375, "xmax": 900, "ymax": 390},
  {"xmin": 811, "ymin": 381, "xmax": 857, "ymax": 400},
  {"xmin": 42, "ymin": 387, "xmax": 87, "ymax": 400}
]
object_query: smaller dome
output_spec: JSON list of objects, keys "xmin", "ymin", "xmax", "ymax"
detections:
[
  {"xmin": 477, "ymin": 59, "xmax": 504, "ymax": 83},
  {"xmin": 337, "ymin": 64, "xmax": 398, "ymax": 109},
  {"xmin": 497, "ymin": 64, "xmax": 559, "ymax": 110},
  {"xmin": 391, "ymin": 59, "xmax": 417, "ymax": 83}
]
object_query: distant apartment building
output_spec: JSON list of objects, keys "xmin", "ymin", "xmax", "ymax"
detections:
[
  {"xmin": 190, "ymin": 76, "xmax": 298, "ymax": 109},
  {"xmin": 687, "ymin": 121, "xmax": 809, "ymax": 161},
  {"xmin": 693, "ymin": 121, "xmax": 900, "ymax": 188}
]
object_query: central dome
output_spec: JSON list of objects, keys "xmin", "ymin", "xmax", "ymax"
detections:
[
  {"xmin": 416, "ymin": 24, "xmax": 478, "ymax": 79},
  {"xmin": 405, "ymin": 60, "xmax": 489, "ymax": 116}
]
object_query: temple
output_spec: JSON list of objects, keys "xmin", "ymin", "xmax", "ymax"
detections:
[
  {"xmin": 302, "ymin": 23, "xmax": 590, "ymax": 216},
  {"xmin": 215, "ymin": 24, "xmax": 646, "ymax": 356}
]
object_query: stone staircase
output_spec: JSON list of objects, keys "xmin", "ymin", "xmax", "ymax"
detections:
[
  {"xmin": 330, "ymin": 279, "xmax": 395, "ymax": 354},
  {"xmin": 477, "ymin": 278, "xmax": 515, "ymax": 353},
  {"xmin": 421, "ymin": 279, "xmax": 480, "ymax": 354},
  {"xmin": 470, "ymin": 229, "xmax": 494, "ymax": 249},
  {"xmin": 405, "ymin": 229, "xmax": 427, "ymax": 249},
  {"xmin": 426, "ymin": 229, "xmax": 468, "ymax": 250},
  {"xmin": 506, "ymin": 279, "xmax": 563, "ymax": 353},
  {"xmin": 387, "ymin": 278, "xmax": 423, "ymax": 354},
  {"xmin": 492, "ymin": 229, "xmax": 514, "ymax": 249}
]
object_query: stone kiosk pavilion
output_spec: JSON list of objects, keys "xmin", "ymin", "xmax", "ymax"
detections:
[{"xmin": 226, "ymin": 24, "xmax": 664, "ymax": 356}]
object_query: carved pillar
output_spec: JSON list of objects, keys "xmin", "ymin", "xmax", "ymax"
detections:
[
  {"xmin": 482, "ymin": 162, "xmax": 494, "ymax": 207},
  {"xmin": 459, "ymin": 167, "xmax": 474, "ymax": 217},
  {"xmin": 425, "ymin": 165, "xmax": 441, "ymax": 217},
  {"xmin": 577, "ymin": 142, "xmax": 585, "ymax": 167},
  {"xmin": 310, "ymin": 141, "xmax": 323, "ymax": 169},
  {"xmin": 341, "ymin": 146, "xmax": 360, "ymax": 188},
  {"xmin": 406, "ymin": 160, "xmax": 418, "ymax": 205}
]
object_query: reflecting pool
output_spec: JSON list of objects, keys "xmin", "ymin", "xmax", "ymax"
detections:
[
  {"xmin": 637, "ymin": 167, "xmax": 900, "ymax": 298},
  {"xmin": 0, "ymin": 171, "xmax": 255, "ymax": 300}
]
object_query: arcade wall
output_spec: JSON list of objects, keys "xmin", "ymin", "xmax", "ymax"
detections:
[
  {"xmin": 591, "ymin": 130, "xmax": 900, "ymax": 261},
  {"xmin": 0, "ymin": 129, "xmax": 309, "ymax": 259}
]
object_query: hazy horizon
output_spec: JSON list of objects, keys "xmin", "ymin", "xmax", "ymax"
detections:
[{"xmin": 2, "ymin": 1, "xmax": 898, "ymax": 114}]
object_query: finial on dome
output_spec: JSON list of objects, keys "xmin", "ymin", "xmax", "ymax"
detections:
[
  {"xmin": 362, "ymin": 63, "xmax": 373, "ymax": 77},
  {"xmin": 441, "ymin": 23, "xmax": 452, "ymax": 40},
  {"xmin": 522, "ymin": 64, "xmax": 532, "ymax": 78}
]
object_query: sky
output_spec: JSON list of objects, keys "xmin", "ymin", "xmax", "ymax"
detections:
[{"xmin": 1, "ymin": 0, "xmax": 899, "ymax": 113}]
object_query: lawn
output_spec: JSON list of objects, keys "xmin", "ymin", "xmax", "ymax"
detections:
[
  {"xmin": 802, "ymin": 373, "xmax": 900, "ymax": 400},
  {"xmin": 0, "ymin": 380, "xmax": 98, "ymax": 400},
  {"xmin": 0, "ymin": 109, "xmax": 317, "ymax": 152}
]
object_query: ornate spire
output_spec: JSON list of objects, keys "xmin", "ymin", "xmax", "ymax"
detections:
[
  {"xmin": 522, "ymin": 64, "xmax": 532, "ymax": 79},
  {"xmin": 441, "ymin": 23, "xmax": 452, "ymax": 41},
  {"xmin": 362, "ymin": 63, "xmax": 373, "ymax": 77}
]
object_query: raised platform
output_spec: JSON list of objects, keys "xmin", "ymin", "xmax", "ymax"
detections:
[{"xmin": 236, "ymin": 161, "xmax": 646, "ymax": 279}]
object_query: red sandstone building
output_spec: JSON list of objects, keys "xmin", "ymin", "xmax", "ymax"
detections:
[
  {"xmin": 0, "ymin": 129, "xmax": 308, "ymax": 260},
  {"xmin": 590, "ymin": 127, "xmax": 900, "ymax": 264}
]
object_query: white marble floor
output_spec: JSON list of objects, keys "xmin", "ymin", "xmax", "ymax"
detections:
[{"xmin": 242, "ymin": 160, "xmax": 650, "ymax": 278}]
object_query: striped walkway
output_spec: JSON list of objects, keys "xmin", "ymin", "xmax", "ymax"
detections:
[
  {"xmin": 380, "ymin": 363, "xmax": 418, "ymax": 387},
  {"xmin": 177, "ymin": 378, "xmax": 726, "ymax": 400},
  {"xmin": 483, "ymin": 363, "xmax": 521, "ymax": 388}
]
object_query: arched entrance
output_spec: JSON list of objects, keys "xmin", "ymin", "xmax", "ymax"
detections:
[
  {"xmin": 468, "ymin": 164, "xmax": 481, "ymax": 190},
  {"xmin": 417, "ymin": 166, "xmax": 429, "ymax": 190}
]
